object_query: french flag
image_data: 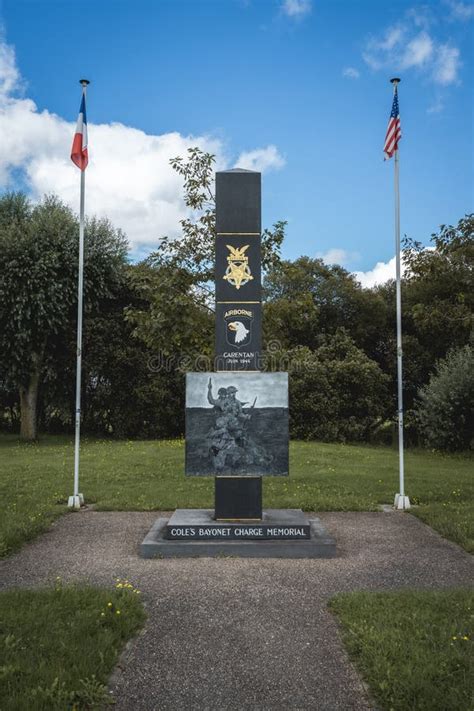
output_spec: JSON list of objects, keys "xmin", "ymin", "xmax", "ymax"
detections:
[{"xmin": 71, "ymin": 94, "xmax": 88, "ymax": 171}]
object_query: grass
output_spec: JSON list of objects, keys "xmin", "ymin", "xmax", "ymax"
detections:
[
  {"xmin": 0, "ymin": 581, "xmax": 146, "ymax": 710},
  {"xmin": 0, "ymin": 435, "xmax": 472, "ymax": 557},
  {"xmin": 329, "ymin": 589, "xmax": 474, "ymax": 711}
]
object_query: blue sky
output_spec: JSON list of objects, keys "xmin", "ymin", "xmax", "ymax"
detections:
[{"xmin": 0, "ymin": 0, "xmax": 473, "ymax": 285}]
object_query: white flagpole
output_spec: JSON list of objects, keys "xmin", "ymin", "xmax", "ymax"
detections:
[
  {"xmin": 391, "ymin": 77, "xmax": 410, "ymax": 511},
  {"xmin": 68, "ymin": 79, "xmax": 89, "ymax": 510}
]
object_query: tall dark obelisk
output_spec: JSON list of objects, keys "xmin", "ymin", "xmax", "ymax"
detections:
[
  {"xmin": 214, "ymin": 169, "xmax": 263, "ymax": 520},
  {"xmin": 140, "ymin": 170, "xmax": 337, "ymax": 557}
]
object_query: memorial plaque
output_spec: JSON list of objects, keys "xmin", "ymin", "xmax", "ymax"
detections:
[
  {"xmin": 167, "ymin": 526, "xmax": 310, "ymax": 541},
  {"xmin": 215, "ymin": 302, "xmax": 262, "ymax": 371},
  {"xmin": 185, "ymin": 372, "xmax": 289, "ymax": 477},
  {"xmin": 165, "ymin": 509, "xmax": 310, "ymax": 540}
]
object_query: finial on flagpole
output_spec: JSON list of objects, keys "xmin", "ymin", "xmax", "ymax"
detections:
[
  {"xmin": 79, "ymin": 79, "xmax": 90, "ymax": 86},
  {"xmin": 390, "ymin": 77, "xmax": 401, "ymax": 85}
]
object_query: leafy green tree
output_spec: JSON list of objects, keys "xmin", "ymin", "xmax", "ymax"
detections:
[
  {"xmin": 127, "ymin": 147, "xmax": 286, "ymax": 360},
  {"xmin": 159, "ymin": 147, "xmax": 286, "ymax": 285},
  {"xmin": 82, "ymin": 278, "xmax": 186, "ymax": 439},
  {"xmin": 268, "ymin": 330, "xmax": 389, "ymax": 442},
  {"xmin": 35, "ymin": 263, "xmax": 187, "ymax": 439},
  {"xmin": 125, "ymin": 260, "xmax": 213, "ymax": 359},
  {"xmin": 415, "ymin": 344, "xmax": 474, "ymax": 451},
  {"xmin": 403, "ymin": 214, "xmax": 473, "ymax": 360},
  {"xmin": 374, "ymin": 214, "xmax": 474, "ymax": 420},
  {"xmin": 0, "ymin": 193, "xmax": 127, "ymax": 439},
  {"xmin": 83, "ymin": 263, "xmax": 188, "ymax": 438},
  {"xmin": 263, "ymin": 256, "xmax": 388, "ymax": 358}
]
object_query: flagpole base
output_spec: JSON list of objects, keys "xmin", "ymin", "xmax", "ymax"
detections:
[
  {"xmin": 394, "ymin": 494, "xmax": 411, "ymax": 510},
  {"xmin": 68, "ymin": 494, "xmax": 84, "ymax": 510}
]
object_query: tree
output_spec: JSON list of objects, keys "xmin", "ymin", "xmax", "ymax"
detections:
[
  {"xmin": 126, "ymin": 147, "xmax": 286, "ymax": 359},
  {"xmin": 373, "ymin": 214, "xmax": 474, "ymax": 420},
  {"xmin": 268, "ymin": 331, "xmax": 389, "ymax": 442},
  {"xmin": 125, "ymin": 259, "xmax": 214, "ymax": 359},
  {"xmin": 121, "ymin": 149, "xmax": 287, "ymax": 435},
  {"xmin": 78, "ymin": 266, "xmax": 187, "ymax": 438},
  {"xmin": 403, "ymin": 214, "xmax": 473, "ymax": 361},
  {"xmin": 263, "ymin": 256, "xmax": 387, "ymax": 358},
  {"xmin": 415, "ymin": 344, "xmax": 474, "ymax": 452},
  {"xmin": 0, "ymin": 193, "xmax": 127, "ymax": 439},
  {"xmin": 32, "ymin": 262, "xmax": 187, "ymax": 439},
  {"xmin": 158, "ymin": 147, "xmax": 286, "ymax": 285}
]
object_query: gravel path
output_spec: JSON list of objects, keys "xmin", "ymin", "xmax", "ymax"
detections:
[{"xmin": 1, "ymin": 510, "xmax": 472, "ymax": 711}]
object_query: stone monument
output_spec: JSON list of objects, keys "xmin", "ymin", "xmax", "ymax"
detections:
[{"xmin": 140, "ymin": 170, "xmax": 336, "ymax": 558}]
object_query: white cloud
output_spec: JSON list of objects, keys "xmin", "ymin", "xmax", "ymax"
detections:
[
  {"xmin": 281, "ymin": 0, "xmax": 312, "ymax": 19},
  {"xmin": 342, "ymin": 67, "xmax": 360, "ymax": 79},
  {"xmin": 406, "ymin": 7, "xmax": 435, "ymax": 29},
  {"xmin": 446, "ymin": 0, "xmax": 474, "ymax": 21},
  {"xmin": 362, "ymin": 52, "xmax": 382, "ymax": 71},
  {"xmin": 364, "ymin": 27, "xmax": 434, "ymax": 71},
  {"xmin": 379, "ymin": 25, "xmax": 406, "ymax": 52},
  {"xmin": 317, "ymin": 248, "xmax": 406, "ymax": 286},
  {"xmin": 354, "ymin": 248, "xmax": 436, "ymax": 288},
  {"xmin": 0, "ymin": 37, "xmax": 20, "ymax": 96},
  {"xmin": 362, "ymin": 16, "xmax": 462, "ymax": 87},
  {"xmin": 401, "ymin": 31, "xmax": 434, "ymax": 68},
  {"xmin": 234, "ymin": 145, "xmax": 285, "ymax": 173},
  {"xmin": 362, "ymin": 26, "xmax": 404, "ymax": 71},
  {"xmin": 353, "ymin": 256, "xmax": 406, "ymax": 288},
  {"xmin": 433, "ymin": 43, "xmax": 461, "ymax": 84},
  {"xmin": 427, "ymin": 96, "xmax": 445, "ymax": 113},
  {"xmin": 317, "ymin": 248, "xmax": 360, "ymax": 267},
  {"xmin": 0, "ymin": 38, "xmax": 284, "ymax": 254}
]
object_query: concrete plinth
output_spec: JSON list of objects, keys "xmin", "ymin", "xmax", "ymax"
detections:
[
  {"xmin": 394, "ymin": 494, "xmax": 411, "ymax": 510},
  {"xmin": 140, "ymin": 509, "xmax": 336, "ymax": 559}
]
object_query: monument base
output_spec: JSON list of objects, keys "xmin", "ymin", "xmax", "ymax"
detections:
[{"xmin": 140, "ymin": 509, "xmax": 336, "ymax": 559}]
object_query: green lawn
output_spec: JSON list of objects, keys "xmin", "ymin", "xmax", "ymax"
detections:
[
  {"xmin": 329, "ymin": 589, "xmax": 473, "ymax": 711},
  {"xmin": 0, "ymin": 582, "xmax": 146, "ymax": 710},
  {"xmin": 0, "ymin": 435, "xmax": 472, "ymax": 557}
]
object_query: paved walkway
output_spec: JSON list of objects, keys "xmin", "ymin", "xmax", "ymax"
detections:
[{"xmin": 1, "ymin": 511, "xmax": 472, "ymax": 710}]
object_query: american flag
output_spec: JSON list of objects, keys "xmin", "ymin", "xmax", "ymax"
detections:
[{"xmin": 383, "ymin": 86, "xmax": 401, "ymax": 160}]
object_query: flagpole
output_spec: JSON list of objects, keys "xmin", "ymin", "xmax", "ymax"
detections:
[
  {"xmin": 391, "ymin": 77, "xmax": 410, "ymax": 511},
  {"xmin": 68, "ymin": 79, "xmax": 89, "ymax": 510}
]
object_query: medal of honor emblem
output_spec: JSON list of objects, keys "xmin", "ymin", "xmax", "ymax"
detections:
[{"xmin": 223, "ymin": 244, "xmax": 254, "ymax": 290}]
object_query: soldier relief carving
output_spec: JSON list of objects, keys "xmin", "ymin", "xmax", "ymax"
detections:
[
  {"xmin": 206, "ymin": 378, "xmax": 271, "ymax": 473},
  {"xmin": 185, "ymin": 372, "xmax": 289, "ymax": 477}
]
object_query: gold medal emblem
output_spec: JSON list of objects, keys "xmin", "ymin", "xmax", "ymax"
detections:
[{"xmin": 223, "ymin": 245, "xmax": 254, "ymax": 290}]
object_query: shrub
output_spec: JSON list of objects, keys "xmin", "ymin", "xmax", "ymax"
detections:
[
  {"xmin": 415, "ymin": 344, "xmax": 474, "ymax": 451},
  {"xmin": 269, "ymin": 331, "xmax": 389, "ymax": 442}
]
